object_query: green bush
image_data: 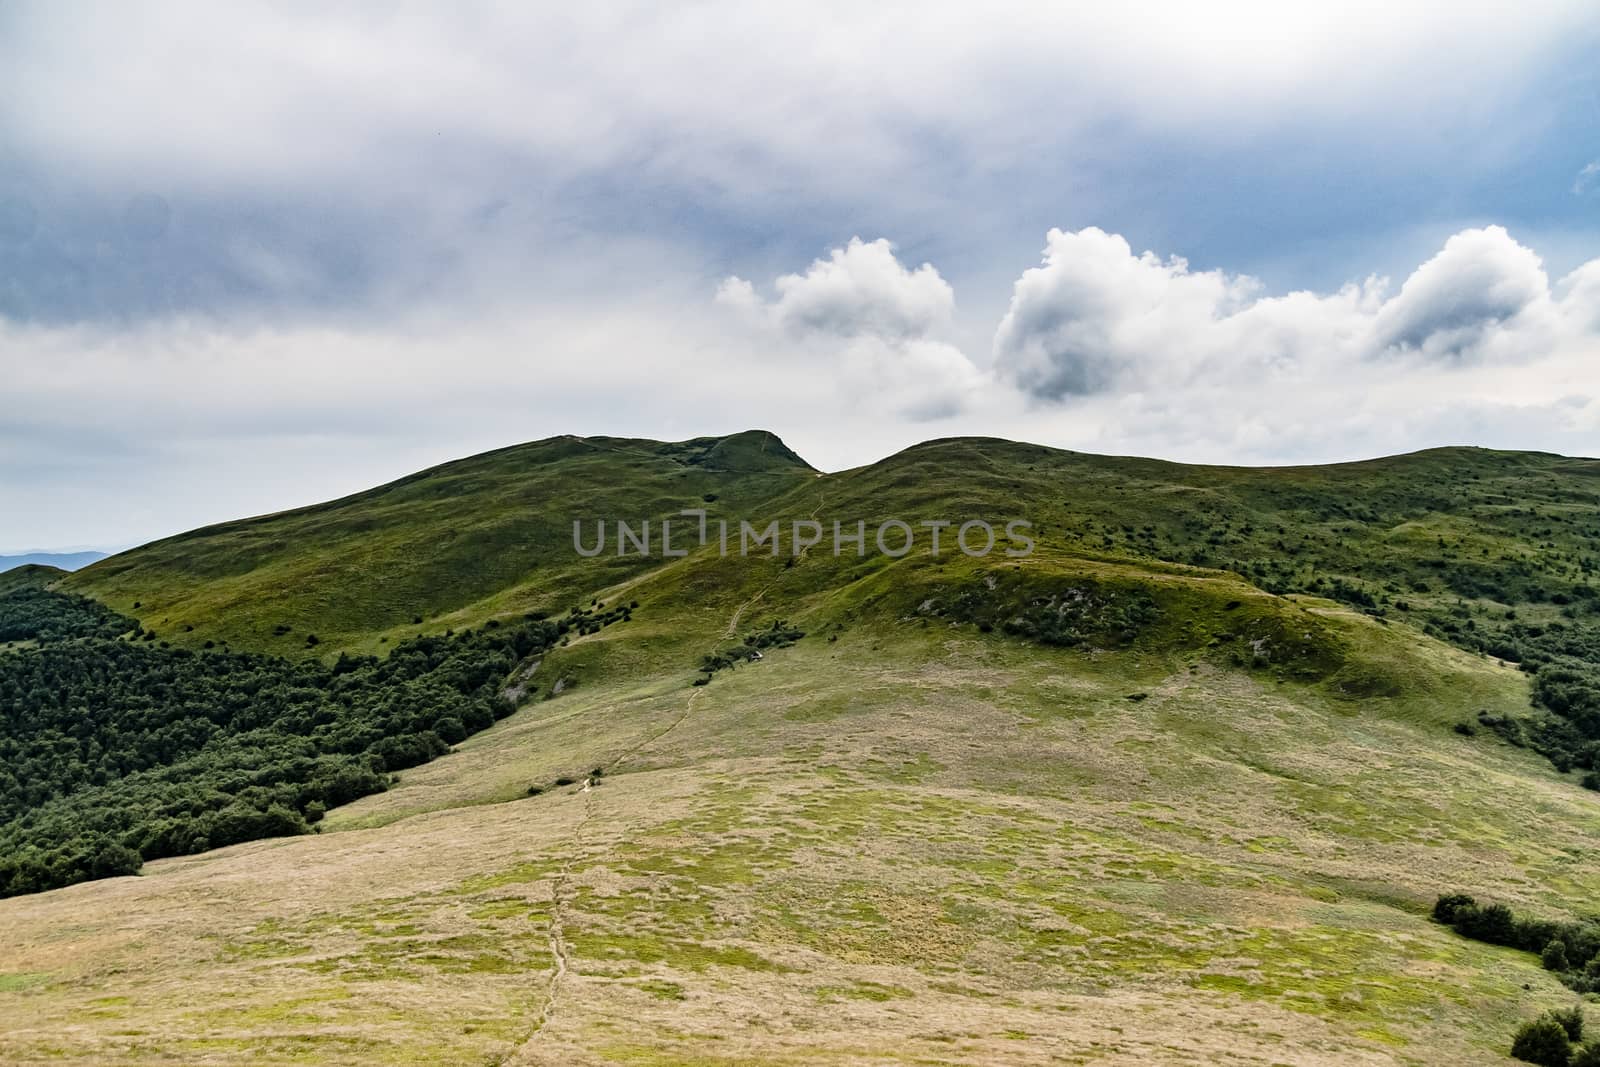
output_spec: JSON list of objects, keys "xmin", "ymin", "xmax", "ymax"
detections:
[
  {"xmin": 1433, "ymin": 894, "xmax": 1600, "ymax": 994},
  {"xmin": 1546, "ymin": 941, "xmax": 1573, "ymax": 972},
  {"xmin": 1455, "ymin": 902, "xmax": 1518, "ymax": 945},
  {"xmin": 1571, "ymin": 1041, "xmax": 1600, "ymax": 1067},
  {"xmin": 1512, "ymin": 1015, "xmax": 1573, "ymax": 1066},
  {"xmin": 1433, "ymin": 892, "xmax": 1476, "ymax": 924}
]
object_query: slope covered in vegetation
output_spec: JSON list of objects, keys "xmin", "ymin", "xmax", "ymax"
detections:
[
  {"xmin": 4, "ymin": 432, "xmax": 1600, "ymax": 1065},
  {"xmin": 0, "ymin": 588, "xmax": 626, "ymax": 896},
  {"xmin": 63, "ymin": 430, "xmax": 813, "ymax": 654},
  {"xmin": 0, "ymin": 564, "xmax": 66, "ymax": 598}
]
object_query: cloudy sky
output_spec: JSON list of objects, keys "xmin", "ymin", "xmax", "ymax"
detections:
[{"xmin": 2, "ymin": 2, "xmax": 1599, "ymax": 553}]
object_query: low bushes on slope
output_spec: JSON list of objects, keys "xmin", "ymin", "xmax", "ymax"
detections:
[
  {"xmin": 1425, "ymin": 619, "xmax": 1600, "ymax": 786},
  {"xmin": 1434, "ymin": 893, "xmax": 1600, "ymax": 1064},
  {"xmin": 695, "ymin": 619, "xmax": 805, "ymax": 683},
  {"xmin": 929, "ymin": 573, "xmax": 1158, "ymax": 649},
  {"xmin": 897, "ymin": 564, "xmax": 1349, "ymax": 683}
]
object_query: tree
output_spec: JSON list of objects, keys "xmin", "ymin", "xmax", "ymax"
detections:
[
  {"xmin": 88, "ymin": 840, "xmax": 142, "ymax": 880},
  {"xmin": 1512, "ymin": 1015, "xmax": 1573, "ymax": 1067},
  {"xmin": 1457, "ymin": 902, "xmax": 1518, "ymax": 946},
  {"xmin": 1546, "ymin": 941, "xmax": 1573, "ymax": 972}
]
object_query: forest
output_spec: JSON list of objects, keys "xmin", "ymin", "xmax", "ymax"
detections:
[{"xmin": 0, "ymin": 589, "xmax": 604, "ymax": 897}]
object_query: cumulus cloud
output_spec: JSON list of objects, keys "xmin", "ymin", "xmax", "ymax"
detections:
[
  {"xmin": 992, "ymin": 227, "xmax": 1267, "ymax": 398},
  {"xmin": 719, "ymin": 238, "xmax": 955, "ymax": 341},
  {"xmin": 1372, "ymin": 226, "xmax": 1549, "ymax": 356},
  {"xmin": 1557, "ymin": 260, "xmax": 1600, "ymax": 335},
  {"xmin": 719, "ymin": 238, "xmax": 980, "ymax": 419},
  {"xmin": 994, "ymin": 224, "xmax": 1595, "ymax": 398}
]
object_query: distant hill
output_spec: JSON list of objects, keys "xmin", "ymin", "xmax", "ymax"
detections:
[{"xmin": 0, "ymin": 551, "xmax": 106, "ymax": 574}]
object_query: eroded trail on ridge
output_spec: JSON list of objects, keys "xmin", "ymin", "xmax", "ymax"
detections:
[
  {"xmin": 722, "ymin": 489, "xmax": 826, "ymax": 638},
  {"xmin": 506, "ymin": 490, "xmax": 825, "ymax": 1061}
]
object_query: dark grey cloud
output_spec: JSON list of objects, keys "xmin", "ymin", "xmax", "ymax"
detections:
[{"xmin": 0, "ymin": 2, "xmax": 1595, "ymax": 330}]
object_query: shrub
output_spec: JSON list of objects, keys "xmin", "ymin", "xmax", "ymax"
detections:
[
  {"xmin": 1555, "ymin": 1006, "xmax": 1587, "ymax": 1043},
  {"xmin": 1512, "ymin": 1015, "xmax": 1573, "ymax": 1066},
  {"xmin": 1546, "ymin": 941, "xmax": 1573, "ymax": 972},
  {"xmin": 1456, "ymin": 902, "xmax": 1518, "ymax": 946},
  {"xmin": 1433, "ymin": 892, "xmax": 1478, "ymax": 924},
  {"xmin": 1571, "ymin": 1042, "xmax": 1600, "ymax": 1067}
]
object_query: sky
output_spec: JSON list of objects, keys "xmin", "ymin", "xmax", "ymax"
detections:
[{"xmin": 2, "ymin": 2, "xmax": 1599, "ymax": 554}]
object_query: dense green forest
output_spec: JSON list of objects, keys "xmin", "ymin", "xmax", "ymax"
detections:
[
  {"xmin": 0, "ymin": 590, "xmax": 613, "ymax": 897},
  {"xmin": 0, "ymin": 586, "xmax": 129, "ymax": 643}
]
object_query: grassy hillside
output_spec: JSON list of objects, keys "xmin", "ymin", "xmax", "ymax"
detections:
[
  {"xmin": 0, "ymin": 565, "xmax": 65, "ymax": 597},
  {"xmin": 0, "ymin": 553, "xmax": 106, "ymax": 575},
  {"xmin": 65, "ymin": 430, "xmax": 814, "ymax": 655},
  {"xmin": 0, "ymin": 561, "xmax": 1580, "ymax": 1065},
  {"xmin": 5, "ymin": 432, "xmax": 1600, "ymax": 1064},
  {"xmin": 68, "ymin": 434, "xmax": 1600, "ymax": 667}
]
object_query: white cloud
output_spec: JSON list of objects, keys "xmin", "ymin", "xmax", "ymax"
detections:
[
  {"xmin": 1, "ymin": 4, "xmax": 1589, "ymax": 203},
  {"xmin": 720, "ymin": 238, "xmax": 980, "ymax": 420},
  {"xmin": 993, "ymin": 225, "xmax": 1595, "ymax": 398},
  {"xmin": 992, "ymin": 227, "xmax": 1270, "ymax": 397},
  {"xmin": 722, "ymin": 238, "xmax": 954, "ymax": 341},
  {"xmin": 1557, "ymin": 259, "xmax": 1600, "ymax": 335},
  {"xmin": 1372, "ymin": 226, "xmax": 1549, "ymax": 356},
  {"xmin": 6, "ymin": 223, "xmax": 1599, "ymax": 554}
]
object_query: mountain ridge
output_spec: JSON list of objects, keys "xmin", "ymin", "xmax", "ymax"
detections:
[
  {"xmin": 0, "ymin": 551, "xmax": 106, "ymax": 575},
  {"xmin": 6, "ymin": 428, "xmax": 1600, "ymax": 1064}
]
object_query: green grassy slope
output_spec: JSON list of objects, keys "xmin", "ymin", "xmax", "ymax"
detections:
[
  {"xmin": 762, "ymin": 438, "xmax": 1599, "ymax": 615},
  {"xmin": 68, "ymin": 433, "xmax": 1600, "ymax": 664},
  {"xmin": 64, "ymin": 430, "xmax": 815, "ymax": 654},
  {"xmin": 0, "ymin": 565, "xmax": 65, "ymax": 597}
]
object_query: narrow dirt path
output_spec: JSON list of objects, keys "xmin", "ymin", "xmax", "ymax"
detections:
[
  {"xmin": 721, "ymin": 489, "xmax": 826, "ymax": 639},
  {"xmin": 504, "ymin": 487, "xmax": 824, "ymax": 1061},
  {"xmin": 611, "ymin": 687, "xmax": 703, "ymax": 774},
  {"xmin": 723, "ymin": 590, "xmax": 764, "ymax": 638},
  {"xmin": 501, "ymin": 784, "xmax": 594, "ymax": 1065}
]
